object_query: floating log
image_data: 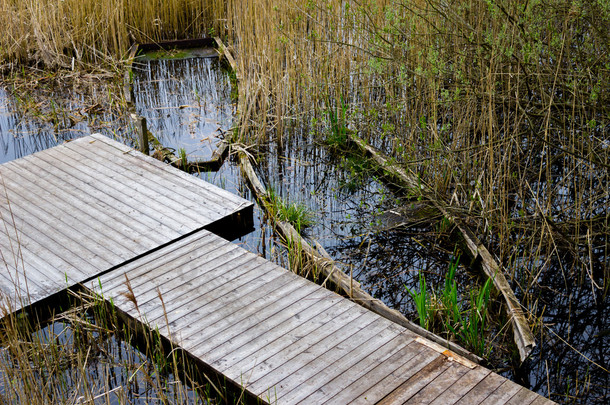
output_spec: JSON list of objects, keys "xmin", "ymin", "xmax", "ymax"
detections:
[
  {"xmin": 235, "ymin": 145, "xmax": 482, "ymax": 365},
  {"xmin": 185, "ymin": 140, "xmax": 230, "ymax": 173},
  {"xmin": 349, "ymin": 134, "xmax": 536, "ymax": 362},
  {"xmin": 214, "ymin": 37, "xmax": 241, "ymax": 81}
]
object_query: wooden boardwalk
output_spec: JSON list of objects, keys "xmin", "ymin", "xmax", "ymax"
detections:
[
  {"xmin": 0, "ymin": 134, "xmax": 252, "ymax": 314},
  {"xmin": 91, "ymin": 230, "xmax": 554, "ymax": 405},
  {"xmin": 0, "ymin": 135, "xmax": 554, "ymax": 404}
]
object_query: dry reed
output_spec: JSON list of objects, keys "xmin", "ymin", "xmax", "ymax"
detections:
[
  {"xmin": 0, "ymin": 290, "xmax": 234, "ymax": 404},
  {"xmin": 218, "ymin": 0, "xmax": 609, "ymax": 300},
  {"xmin": 1, "ymin": 0, "xmax": 608, "ymax": 391}
]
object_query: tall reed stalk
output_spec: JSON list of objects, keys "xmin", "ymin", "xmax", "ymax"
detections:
[{"xmin": 0, "ymin": 0, "xmax": 217, "ymax": 69}]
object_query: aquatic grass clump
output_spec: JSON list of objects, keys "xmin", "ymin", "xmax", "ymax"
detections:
[
  {"xmin": 406, "ymin": 271, "xmax": 431, "ymax": 330},
  {"xmin": 406, "ymin": 254, "xmax": 494, "ymax": 358},
  {"xmin": 267, "ymin": 188, "xmax": 315, "ymax": 235}
]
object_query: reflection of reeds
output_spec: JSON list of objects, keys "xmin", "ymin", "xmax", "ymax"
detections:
[
  {"xmin": 222, "ymin": 0, "xmax": 609, "ymax": 299},
  {"xmin": 1, "ymin": 1, "xmax": 608, "ymax": 400}
]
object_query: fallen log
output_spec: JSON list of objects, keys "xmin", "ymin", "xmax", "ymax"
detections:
[
  {"xmin": 214, "ymin": 37, "xmax": 240, "ymax": 81},
  {"xmin": 349, "ymin": 134, "xmax": 535, "ymax": 362},
  {"xmin": 235, "ymin": 146, "xmax": 482, "ymax": 365}
]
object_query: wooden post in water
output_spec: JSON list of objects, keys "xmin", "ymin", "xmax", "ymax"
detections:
[{"xmin": 135, "ymin": 116, "xmax": 149, "ymax": 155}]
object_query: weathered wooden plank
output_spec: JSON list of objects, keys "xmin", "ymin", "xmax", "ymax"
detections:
[
  {"xmin": 105, "ymin": 256, "xmax": 278, "ymax": 336},
  {"xmin": 121, "ymin": 245, "xmax": 249, "ymax": 312},
  {"xmin": 63, "ymin": 140, "xmax": 224, "ymax": 222},
  {"xmin": 98, "ymin": 249, "xmax": 255, "ymax": 321},
  {"xmin": 180, "ymin": 271, "xmax": 315, "ymax": 339},
  {"xmin": 87, "ymin": 227, "xmax": 554, "ymax": 405},
  {"xmin": 171, "ymin": 271, "xmax": 301, "ymax": 345},
  {"xmin": 1, "ymin": 134, "xmax": 252, "ymax": 316},
  {"xmin": 239, "ymin": 309, "xmax": 379, "ymax": 394},
  {"xmin": 323, "ymin": 340, "xmax": 426, "ymax": 404},
  {"xmin": 375, "ymin": 355, "xmax": 449, "ymax": 405},
  {"xmin": 43, "ymin": 145, "xmax": 209, "ymax": 229},
  {"xmin": 0, "ymin": 255, "xmax": 54, "ymax": 298},
  {"xmin": 67, "ymin": 138, "xmax": 233, "ymax": 217},
  {"xmin": 0, "ymin": 196, "xmax": 113, "ymax": 271},
  {"xmin": 251, "ymin": 316, "xmax": 392, "ymax": 397},
  {"xmin": 89, "ymin": 134, "xmax": 249, "ymax": 217},
  {"xmin": 90, "ymin": 134, "xmax": 249, "ymax": 213},
  {"xmin": 0, "ymin": 214, "xmax": 64, "ymax": 292},
  {"xmin": 0, "ymin": 199, "xmax": 99, "ymax": 279},
  {"xmin": 503, "ymin": 386, "xmax": 541, "ymax": 405},
  {"xmin": 94, "ymin": 231, "xmax": 219, "ymax": 291},
  {"xmin": 217, "ymin": 299, "xmax": 362, "ymax": 375},
  {"xmin": 453, "ymin": 372, "xmax": 511, "ymax": 405},
  {"xmin": 0, "ymin": 173, "xmax": 127, "ymax": 265},
  {"xmin": 19, "ymin": 153, "xmax": 174, "ymax": 242},
  {"xmin": 529, "ymin": 395, "xmax": 556, "ymax": 405},
  {"xmin": 2, "ymin": 163, "xmax": 155, "ymax": 252},
  {"xmin": 478, "ymin": 380, "xmax": 524, "ymax": 405},
  {"xmin": 295, "ymin": 330, "xmax": 417, "ymax": 404},
  {"xmin": 115, "ymin": 252, "xmax": 272, "ymax": 327},
  {"xmin": 403, "ymin": 361, "xmax": 470, "ymax": 404},
  {"xmin": 97, "ymin": 232, "xmax": 232, "ymax": 296},
  {"xmin": 185, "ymin": 283, "xmax": 328, "ymax": 358},
  {"xmin": 210, "ymin": 296, "xmax": 347, "ymax": 371},
  {"xmin": 137, "ymin": 38, "xmax": 217, "ymax": 52},
  {"xmin": 23, "ymin": 150, "xmax": 185, "ymax": 236},
  {"xmin": 428, "ymin": 366, "xmax": 491, "ymax": 405},
  {"xmin": 0, "ymin": 258, "xmax": 47, "ymax": 307}
]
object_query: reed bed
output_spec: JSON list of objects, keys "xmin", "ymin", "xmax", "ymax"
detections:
[
  {"xmin": 219, "ymin": 0, "xmax": 609, "ymax": 299},
  {"xmin": 0, "ymin": 0, "xmax": 215, "ymax": 70}
]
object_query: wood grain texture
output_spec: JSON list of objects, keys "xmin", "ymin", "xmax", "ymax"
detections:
[
  {"xmin": 91, "ymin": 229, "xmax": 555, "ymax": 404},
  {"xmin": 0, "ymin": 134, "xmax": 252, "ymax": 315}
]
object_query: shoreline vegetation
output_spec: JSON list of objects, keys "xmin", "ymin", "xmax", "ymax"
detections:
[{"xmin": 1, "ymin": 0, "xmax": 608, "ymax": 403}]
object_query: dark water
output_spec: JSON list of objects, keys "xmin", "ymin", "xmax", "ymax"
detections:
[
  {"xmin": 131, "ymin": 56, "xmax": 233, "ymax": 161},
  {"xmin": 0, "ymin": 51, "xmax": 608, "ymax": 403}
]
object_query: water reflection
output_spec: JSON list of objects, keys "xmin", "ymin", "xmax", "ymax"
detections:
[
  {"xmin": 0, "ymin": 81, "xmax": 128, "ymax": 164},
  {"xmin": 132, "ymin": 56, "xmax": 233, "ymax": 160},
  {"xmin": 0, "ymin": 318, "xmax": 207, "ymax": 403},
  {"xmin": 129, "ymin": 53, "xmax": 273, "ymax": 258},
  {"xmin": 251, "ymin": 122, "xmax": 609, "ymax": 402},
  {"xmin": 0, "ymin": 86, "xmax": 66, "ymax": 163}
]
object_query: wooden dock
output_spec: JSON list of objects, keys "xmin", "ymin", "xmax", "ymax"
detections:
[
  {"xmin": 91, "ymin": 229, "xmax": 554, "ymax": 404},
  {"xmin": 0, "ymin": 134, "xmax": 252, "ymax": 314},
  {"xmin": 0, "ymin": 135, "xmax": 554, "ymax": 404}
]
